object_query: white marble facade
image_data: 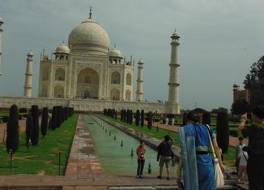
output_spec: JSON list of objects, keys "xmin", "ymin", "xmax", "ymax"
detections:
[{"xmin": 38, "ymin": 15, "xmax": 133, "ymax": 101}]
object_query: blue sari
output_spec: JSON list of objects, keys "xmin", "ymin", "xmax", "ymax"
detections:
[{"xmin": 182, "ymin": 124, "xmax": 215, "ymax": 190}]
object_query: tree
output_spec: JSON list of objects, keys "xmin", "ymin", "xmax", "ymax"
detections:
[
  {"xmin": 51, "ymin": 106, "xmax": 57, "ymax": 130},
  {"xmin": 202, "ymin": 112, "xmax": 211, "ymax": 125},
  {"xmin": 140, "ymin": 110, "xmax": 144, "ymax": 127},
  {"xmin": 26, "ymin": 114, "xmax": 33, "ymax": 146},
  {"xmin": 41, "ymin": 107, "xmax": 48, "ymax": 137},
  {"xmin": 31, "ymin": 105, "xmax": 39, "ymax": 145},
  {"xmin": 231, "ymin": 100, "xmax": 250, "ymax": 115},
  {"xmin": 216, "ymin": 112, "xmax": 229, "ymax": 153},
  {"xmin": 244, "ymin": 56, "xmax": 264, "ymax": 108},
  {"xmin": 147, "ymin": 112, "xmax": 153, "ymax": 129},
  {"xmin": 135, "ymin": 110, "xmax": 140, "ymax": 126},
  {"xmin": 6, "ymin": 105, "xmax": 19, "ymax": 153},
  {"xmin": 211, "ymin": 107, "xmax": 228, "ymax": 114},
  {"xmin": 182, "ymin": 112, "xmax": 188, "ymax": 126}
]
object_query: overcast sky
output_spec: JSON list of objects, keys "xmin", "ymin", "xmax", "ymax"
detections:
[{"xmin": 0, "ymin": 0, "xmax": 264, "ymax": 111}]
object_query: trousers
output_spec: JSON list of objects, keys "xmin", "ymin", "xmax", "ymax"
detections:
[{"xmin": 137, "ymin": 159, "xmax": 145, "ymax": 176}]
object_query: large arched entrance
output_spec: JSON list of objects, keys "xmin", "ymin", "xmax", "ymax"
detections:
[
  {"xmin": 77, "ymin": 68, "xmax": 99, "ymax": 99},
  {"xmin": 54, "ymin": 85, "xmax": 64, "ymax": 98}
]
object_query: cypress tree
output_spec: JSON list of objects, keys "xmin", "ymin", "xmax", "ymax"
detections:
[
  {"xmin": 26, "ymin": 114, "xmax": 33, "ymax": 146},
  {"xmin": 31, "ymin": 105, "xmax": 39, "ymax": 145},
  {"xmin": 58, "ymin": 106, "xmax": 63, "ymax": 127},
  {"xmin": 41, "ymin": 107, "xmax": 48, "ymax": 137},
  {"xmin": 182, "ymin": 112, "xmax": 188, "ymax": 126},
  {"xmin": 129, "ymin": 110, "xmax": 133, "ymax": 124},
  {"xmin": 135, "ymin": 110, "xmax": 140, "ymax": 126},
  {"xmin": 147, "ymin": 112, "xmax": 153, "ymax": 129},
  {"xmin": 51, "ymin": 106, "xmax": 57, "ymax": 130},
  {"xmin": 202, "ymin": 112, "xmax": 211, "ymax": 125},
  {"xmin": 141, "ymin": 110, "xmax": 144, "ymax": 127},
  {"xmin": 216, "ymin": 112, "xmax": 229, "ymax": 153},
  {"xmin": 6, "ymin": 105, "xmax": 19, "ymax": 153}
]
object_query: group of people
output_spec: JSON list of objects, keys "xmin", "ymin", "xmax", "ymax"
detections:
[
  {"xmin": 136, "ymin": 135, "xmax": 175, "ymax": 180},
  {"xmin": 135, "ymin": 105, "xmax": 264, "ymax": 190}
]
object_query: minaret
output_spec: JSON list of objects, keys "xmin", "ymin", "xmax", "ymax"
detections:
[
  {"xmin": 0, "ymin": 17, "xmax": 3, "ymax": 75},
  {"xmin": 136, "ymin": 59, "xmax": 144, "ymax": 102},
  {"xmin": 24, "ymin": 51, "xmax": 33, "ymax": 97},
  {"xmin": 166, "ymin": 31, "xmax": 180, "ymax": 114}
]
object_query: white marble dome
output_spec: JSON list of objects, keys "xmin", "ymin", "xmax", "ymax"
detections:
[
  {"xmin": 68, "ymin": 18, "xmax": 110, "ymax": 53},
  {"xmin": 109, "ymin": 48, "xmax": 122, "ymax": 58},
  {"xmin": 55, "ymin": 43, "xmax": 70, "ymax": 54}
]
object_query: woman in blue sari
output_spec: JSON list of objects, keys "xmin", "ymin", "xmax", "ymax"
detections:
[{"xmin": 177, "ymin": 111, "xmax": 224, "ymax": 190}]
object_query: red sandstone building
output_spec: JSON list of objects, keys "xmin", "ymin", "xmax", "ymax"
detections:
[{"xmin": 233, "ymin": 84, "xmax": 250, "ymax": 104}]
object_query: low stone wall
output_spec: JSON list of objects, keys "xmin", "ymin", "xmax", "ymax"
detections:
[
  {"xmin": 0, "ymin": 96, "xmax": 166, "ymax": 113},
  {"xmin": 97, "ymin": 115, "xmax": 180, "ymax": 162}
]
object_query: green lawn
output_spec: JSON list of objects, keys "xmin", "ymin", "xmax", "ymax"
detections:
[
  {"xmin": 0, "ymin": 114, "xmax": 78, "ymax": 175},
  {"xmin": 104, "ymin": 116, "xmax": 179, "ymax": 145}
]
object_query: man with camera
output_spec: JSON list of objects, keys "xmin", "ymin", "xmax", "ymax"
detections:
[{"xmin": 239, "ymin": 106, "xmax": 264, "ymax": 190}]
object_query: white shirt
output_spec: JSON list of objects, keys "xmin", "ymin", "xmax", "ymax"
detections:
[{"xmin": 239, "ymin": 151, "xmax": 248, "ymax": 166}]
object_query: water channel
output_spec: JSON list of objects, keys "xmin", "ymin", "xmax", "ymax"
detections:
[{"xmin": 85, "ymin": 115, "xmax": 176, "ymax": 177}]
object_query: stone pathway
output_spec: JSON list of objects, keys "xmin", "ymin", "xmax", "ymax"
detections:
[
  {"xmin": 63, "ymin": 114, "xmax": 178, "ymax": 189},
  {"xmin": 65, "ymin": 115, "xmax": 102, "ymax": 178}
]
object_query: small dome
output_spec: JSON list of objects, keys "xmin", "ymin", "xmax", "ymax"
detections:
[
  {"xmin": 109, "ymin": 48, "xmax": 122, "ymax": 58},
  {"xmin": 55, "ymin": 43, "xmax": 70, "ymax": 54},
  {"xmin": 171, "ymin": 31, "xmax": 180, "ymax": 39},
  {"xmin": 138, "ymin": 59, "xmax": 144, "ymax": 64},
  {"xmin": 27, "ymin": 51, "xmax": 33, "ymax": 57},
  {"xmin": 233, "ymin": 84, "xmax": 239, "ymax": 88},
  {"xmin": 68, "ymin": 18, "xmax": 110, "ymax": 53}
]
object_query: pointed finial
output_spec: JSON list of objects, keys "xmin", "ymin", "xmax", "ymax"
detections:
[{"xmin": 89, "ymin": 6, "xmax": 93, "ymax": 19}]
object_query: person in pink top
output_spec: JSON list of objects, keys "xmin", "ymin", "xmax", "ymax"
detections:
[{"xmin": 136, "ymin": 140, "xmax": 146, "ymax": 178}]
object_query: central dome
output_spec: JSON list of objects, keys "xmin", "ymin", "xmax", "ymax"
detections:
[{"xmin": 68, "ymin": 18, "xmax": 110, "ymax": 53}]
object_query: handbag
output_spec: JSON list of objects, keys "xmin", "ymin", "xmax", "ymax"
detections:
[{"xmin": 206, "ymin": 125, "xmax": 225, "ymax": 188}]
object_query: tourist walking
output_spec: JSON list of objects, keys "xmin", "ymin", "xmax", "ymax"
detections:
[
  {"xmin": 235, "ymin": 137, "xmax": 246, "ymax": 173},
  {"xmin": 136, "ymin": 140, "xmax": 146, "ymax": 178},
  {"xmin": 177, "ymin": 111, "xmax": 224, "ymax": 190},
  {"xmin": 157, "ymin": 135, "xmax": 174, "ymax": 180},
  {"xmin": 238, "ymin": 146, "xmax": 248, "ymax": 183},
  {"xmin": 239, "ymin": 106, "xmax": 264, "ymax": 190}
]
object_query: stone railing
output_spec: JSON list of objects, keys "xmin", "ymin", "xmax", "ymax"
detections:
[{"xmin": 0, "ymin": 96, "xmax": 166, "ymax": 113}]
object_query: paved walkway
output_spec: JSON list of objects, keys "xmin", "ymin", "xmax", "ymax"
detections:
[
  {"xmin": 65, "ymin": 115, "xmax": 102, "ymax": 178},
  {"xmin": 63, "ymin": 114, "xmax": 177, "ymax": 189}
]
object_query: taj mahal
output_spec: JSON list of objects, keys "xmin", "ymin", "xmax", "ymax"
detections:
[
  {"xmin": 38, "ymin": 12, "xmax": 136, "ymax": 101},
  {"xmin": 0, "ymin": 10, "xmax": 180, "ymax": 114}
]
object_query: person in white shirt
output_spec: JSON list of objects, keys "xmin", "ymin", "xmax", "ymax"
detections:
[
  {"xmin": 238, "ymin": 146, "xmax": 248, "ymax": 182},
  {"xmin": 236, "ymin": 137, "xmax": 246, "ymax": 172}
]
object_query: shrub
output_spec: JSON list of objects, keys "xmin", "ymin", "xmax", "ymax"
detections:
[
  {"xmin": 26, "ymin": 114, "xmax": 33, "ymax": 146},
  {"xmin": 135, "ymin": 110, "xmax": 140, "ymax": 126},
  {"xmin": 41, "ymin": 107, "xmax": 48, "ymax": 137},
  {"xmin": 6, "ymin": 105, "xmax": 19, "ymax": 153},
  {"xmin": 202, "ymin": 112, "xmax": 211, "ymax": 125},
  {"xmin": 31, "ymin": 105, "xmax": 39, "ymax": 145},
  {"xmin": 51, "ymin": 106, "xmax": 57, "ymax": 130},
  {"xmin": 231, "ymin": 100, "xmax": 250, "ymax": 115},
  {"xmin": 141, "ymin": 110, "xmax": 144, "ymax": 127},
  {"xmin": 216, "ymin": 112, "xmax": 229, "ymax": 153},
  {"xmin": 147, "ymin": 112, "xmax": 153, "ymax": 129},
  {"xmin": 182, "ymin": 112, "xmax": 188, "ymax": 125}
]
